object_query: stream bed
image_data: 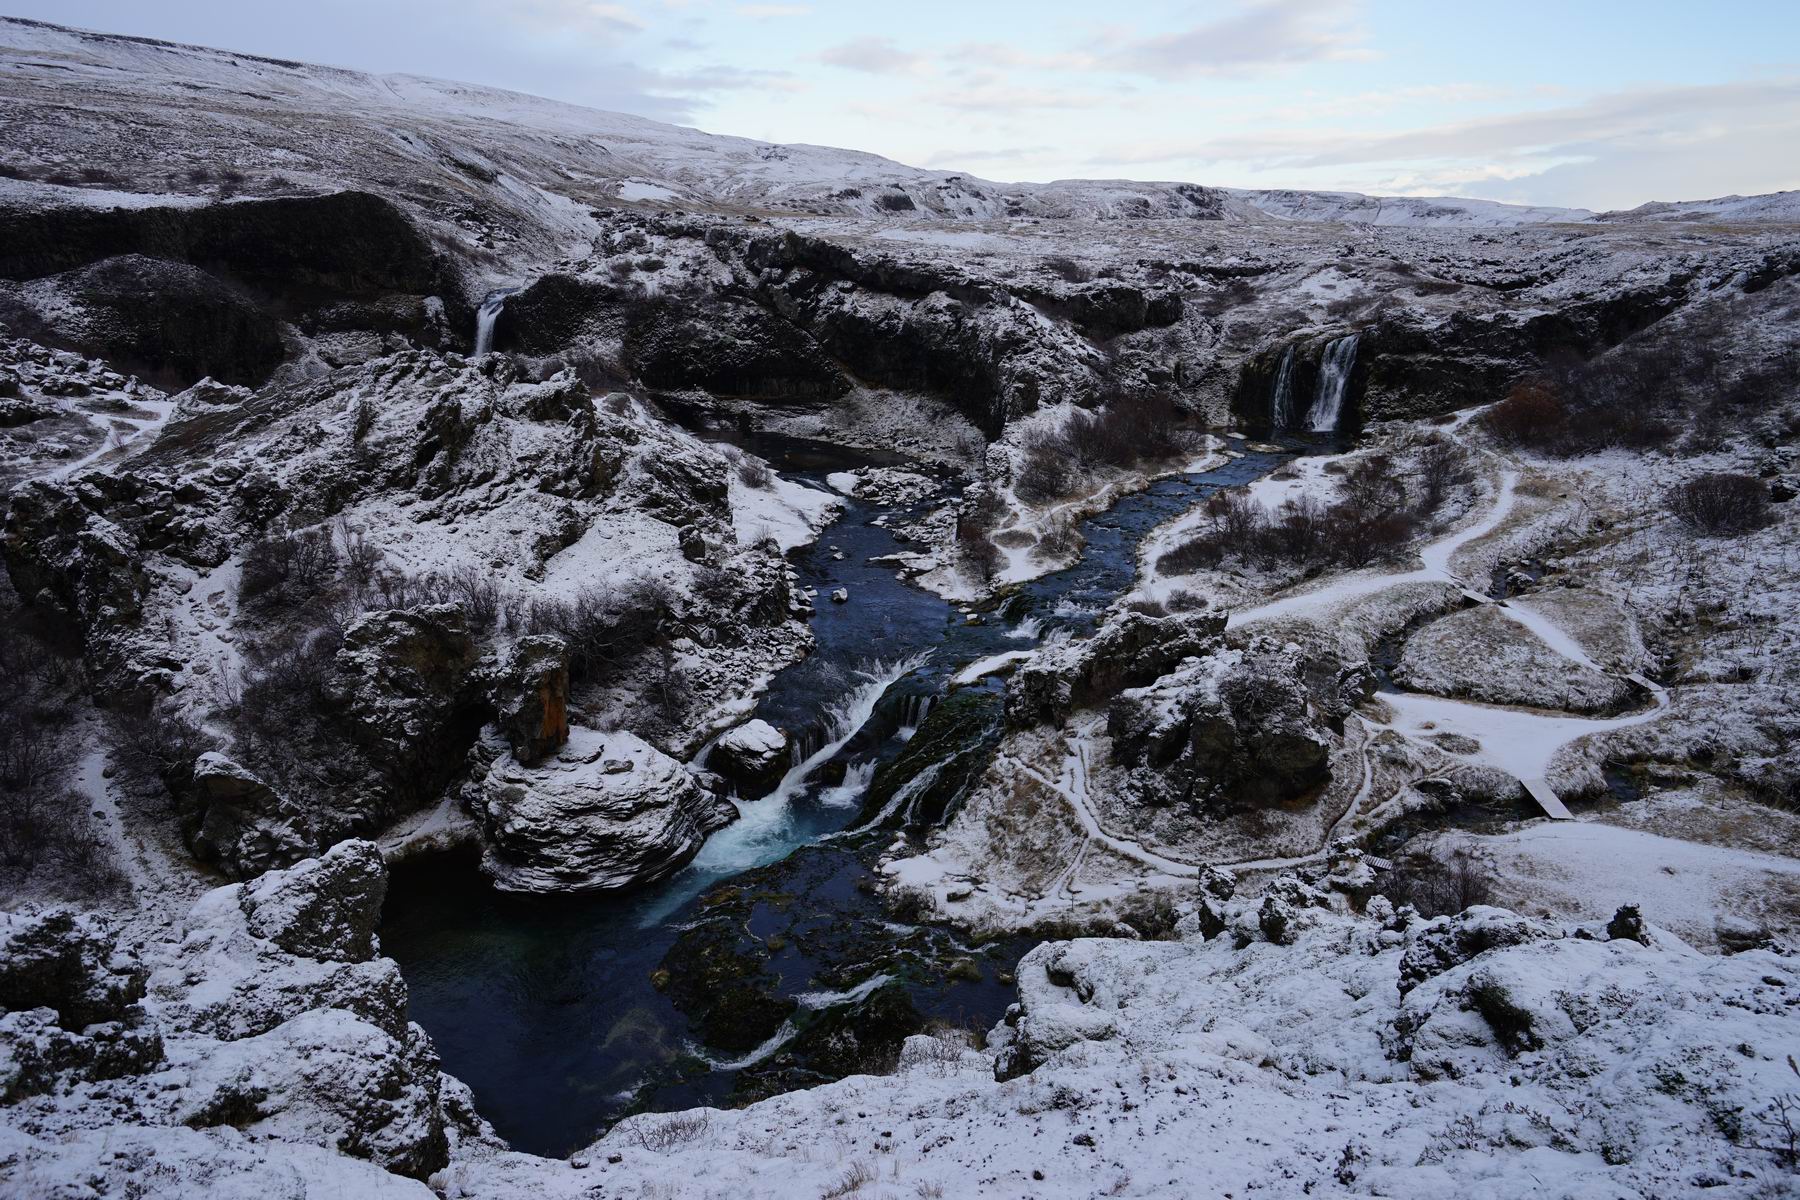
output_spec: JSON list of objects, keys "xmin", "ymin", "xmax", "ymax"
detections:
[{"xmin": 380, "ymin": 434, "xmax": 1288, "ymax": 1157}]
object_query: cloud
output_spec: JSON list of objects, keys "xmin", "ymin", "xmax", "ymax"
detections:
[
  {"xmin": 1103, "ymin": 0, "xmax": 1371, "ymax": 80},
  {"xmin": 933, "ymin": 84, "xmax": 1111, "ymax": 112},
  {"xmin": 735, "ymin": 3, "xmax": 811, "ymax": 15},
  {"xmin": 1073, "ymin": 79, "xmax": 1800, "ymax": 208},
  {"xmin": 817, "ymin": 36, "xmax": 929, "ymax": 75},
  {"xmin": 503, "ymin": 0, "xmax": 646, "ymax": 35}
]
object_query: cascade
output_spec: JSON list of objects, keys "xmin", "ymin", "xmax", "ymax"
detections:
[
  {"xmin": 1309, "ymin": 333, "xmax": 1360, "ymax": 433},
  {"xmin": 473, "ymin": 288, "xmax": 514, "ymax": 356},
  {"xmin": 1269, "ymin": 345, "xmax": 1298, "ymax": 430}
]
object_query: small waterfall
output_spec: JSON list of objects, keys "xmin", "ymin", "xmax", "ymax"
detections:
[
  {"xmin": 1269, "ymin": 345, "xmax": 1298, "ymax": 430},
  {"xmin": 1005, "ymin": 615, "xmax": 1044, "ymax": 641},
  {"xmin": 473, "ymin": 289, "xmax": 515, "ymax": 356},
  {"xmin": 895, "ymin": 692, "xmax": 934, "ymax": 742},
  {"xmin": 689, "ymin": 653, "xmax": 931, "ymax": 876},
  {"xmin": 1309, "ymin": 334, "xmax": 1360, "ymax": 433},
  {"xmin": 818, "ymin": 760, "xmax": 877, "ymax": 809}
]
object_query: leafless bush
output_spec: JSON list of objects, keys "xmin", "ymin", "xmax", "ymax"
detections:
[
  {"xmin": 521, "ymin": 577, "xmax": 675, "ymax": 681},
  {"xmin": 1158, "ymin": 459, "xmax": 1417, "ymax": 577},
  {"xmin": 1667, "ymin": 472, "xmax": 1770, "ymax": 536},
  {"xmin": 1013, "ymin": 427, "xmax": 1078, "ymax": 504},
  {"xmin": 735, "ymin": 455, "xmax": 773, "ymax": 489},
  {"xmin": 106, "ymin": 701, "xmax": 215, "ymax": 799},
  {"xmin": 0, "ymin": 786, "xmax": 125, "ymax": 897},
  {"xmin": 239, "ymin": 527, "xmax": 339, "ymax": 610},
  {"xmin": 1375, "ymin": 847, "xmax": 1494, "ymax": 917},
  {"xmin": 629, "ymin": 1111, "xmax": 713, "ymax": 1152},
  {"xmin": 1414, "ymin": 434, "xmax": 1474, "ymax": 514},
  {"xmin": 956, "ymin": 485, "xmax": 1005, "ymax": 582}
]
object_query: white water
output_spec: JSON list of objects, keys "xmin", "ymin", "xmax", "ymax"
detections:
[
  {"xmin": 692, "ymin": 973, "xmax": 897, "ymax": 1070},
  {"xmin": 687, "ymin": 653, "xmax": 931, "ymax": 877},
  {"xmin": 850, "ymin": 760, "xmax": 948, "ymax": 832},
  {"xmin": 1270, "ymin": 345, "xmax": 1298, "ymax": 430},
  {"xmin": 1309, "ymin": 333, "xmax": 1360, "ymax": 433},
  {"xmin": 1006, "ymin": 615, "xmax": 1044, "ymax": 641},
  {"xmin": 473, "ymin": 289, "xmax": 514, "ymax": 356},
  {"xmin": 817, "ymin": 760, "xmax": 877, "ymax": 809}
]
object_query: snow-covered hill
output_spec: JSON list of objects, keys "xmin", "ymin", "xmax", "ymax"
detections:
[{"xmin": 1, "ymin": 14, "xmax": 1791, "ymax": 245}]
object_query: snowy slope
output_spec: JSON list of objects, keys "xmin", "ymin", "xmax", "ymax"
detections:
[{"xmin": 4, "ymin": 15, "xmax": 1790, "ymax": 239}]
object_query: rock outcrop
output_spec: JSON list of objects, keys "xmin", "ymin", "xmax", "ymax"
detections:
[
  {"xmin": 708, "ymin": 718, "xmax": 788, "ymax": 799},
  {"xmin": 472, "ymin": 727, "xmax": 736, "ymax": 893},
  {"xmin": 484, "ymin": 634, "xmax": 571, "ymax": 765},
  {"xmin": 0, "ymin": 842, "xmax": 487, "ymax": 1183}
]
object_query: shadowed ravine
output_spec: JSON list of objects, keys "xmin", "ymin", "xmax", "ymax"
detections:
[{"xmin": 379, "ymin": 434, "xmax": 1287, "ymax": 1156}]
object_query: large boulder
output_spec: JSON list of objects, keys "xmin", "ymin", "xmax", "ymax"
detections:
[
  {"xmin": 473, "ymin": 726, "xmax": 736, "ymax": 893},
  {"xmin": 185, "ymin": 753, "xmax": 313, "ymax": 880},
  {"xmin": 332, "ymin": 604, "xmax": 483, "ymax": 819},
  {"xmin": 237, "ymin": 840, "xmax": 387, "ymax": 962},
  {"xmin": 708, "ymin": 719, "xmax": 789, "ymax": 799},
  {"xmin": 1105, "ymin": 638, "xmax": 1337, "ymax": 812},
  {"xmin": 1006, "ymin": 608, "xmax": 1226, "ymax": 728}
]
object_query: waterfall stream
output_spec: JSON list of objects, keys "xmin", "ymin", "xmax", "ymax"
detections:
[
  {"xmin": 1309, "ymin": 333, "xmax": 1360, "ymax": 433},
  {"xmin": 1270, "ymin": 345, "xmax": 1298, "ymax": 430},
  {"xmin": 473, "ymin": 288, "xmax": 515, "ymax": 356}
]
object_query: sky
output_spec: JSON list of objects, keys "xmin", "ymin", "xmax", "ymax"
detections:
[{"xmin": 9, "ymin": 0, "xmax": 1799, "ymax": 210}]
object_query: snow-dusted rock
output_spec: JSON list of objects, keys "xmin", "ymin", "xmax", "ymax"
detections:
[
  {"xmin": 708, "ymin": 718, "xmax": 788, "ymax": 800},
  {"xmin": 186, "ymin": 753, "xmax": 311, "ymax": 881},
  {"xmin": 484, "ymin": 634, "xmax": 570, "ymax": 765},
  {"xmin": 2, "ymin": 842, "xmax": 489, "ymax": 1185},
  {"xmin": 1395, "ymin": 603, "xmax": 1637, "ymax": 714},
  {"xmin": 237, "ymin": 840, "xmax": 386, "ymax": 962},
  {"xmin": 474, "ymin": 727, "xmax": 735, "ymax": 893}
]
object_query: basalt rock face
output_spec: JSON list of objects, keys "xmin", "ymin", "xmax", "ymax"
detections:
[
  {"xmin": 0, "ymin": 254, "xmax": 289, "ymax": 386},
  {"xmin": 334, "ymin": 604, "xmax": 486, "ymax": 816},
  {"xmin": 486, "ymin": 634, "xmax": 571, "ymax": 765},
  {"xmin": 0, "ymin": 191, "xmax": 448, "ymax": 298},
  {"xmin": 626, "ymin": 293, "xmax": 853, "ymax": 403},
  {"xmin": 471, "ymin": 726, "xmax": 736, "ymax": 893},
  {"xmin": 0, "ymin": 192, "xmax": 463, "ymax": 387}
]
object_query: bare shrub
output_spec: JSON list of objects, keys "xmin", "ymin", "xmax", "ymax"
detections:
[
  {"xmin": 735, "ymin": 455, "xmax": 773, "ymax": 489},
  {"xmin": 956, "ymin": 485, "xmax": 1005, "ymax": 582},
  {"xmin": 522, "ymin": 577, "xmax": 675, "ymax": 681},
  {"xmin": 106, "ymin": 702, "xmax": 215, "ymax": 800},
  {"xmin": 1483, "ymin": 380, "xmax": 1568, "ymax": 450},
  {"xmin": 239, "ymin": 527, "xmax": 339, "ymax": 610},
  {"xmin": 629, "ymin": 1111, "xmax": 713, "ymax": 1152},
  {"xmin": 1375, "ymin": 847, "xmax": 1494, "ymax": 917},
  {"xmin": 1414, "ymin": 434, "xmax": 1474, "ymax": 514},
  {"xmin": 1667, "ymin": 472, "xmax": 1770, "ymax": 536},
  {"xmin": 1013, "ymin": 428, "xmax": 1078, "ymax": 504}
]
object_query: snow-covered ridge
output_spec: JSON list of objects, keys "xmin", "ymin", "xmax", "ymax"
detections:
[{"xmin": 2, "ymin": 16, "xmax": 1792, "ymax": 230}]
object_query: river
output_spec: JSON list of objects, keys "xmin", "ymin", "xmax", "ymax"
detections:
[{"xmin": 380, "ymin": 432, "xmax": 1288, "ymax": 1156}]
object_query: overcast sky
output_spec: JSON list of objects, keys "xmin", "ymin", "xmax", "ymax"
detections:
[{"xmin": 11, "ymin": 0, "xmax": 1799, "ymax": 209}]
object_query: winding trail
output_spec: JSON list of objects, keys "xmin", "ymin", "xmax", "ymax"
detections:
[
  {"xmin": 1226, "ymin": 469, "xmax": 1520, "ymax": 630},
  {"xmin": 1012, "ymin": 450, "xmax": 1674, "ymax": 893}
]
